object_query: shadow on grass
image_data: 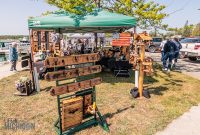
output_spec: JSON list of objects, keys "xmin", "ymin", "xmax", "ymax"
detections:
[
  {"xmin": 99, "ymin": 70, "xmax": 159, "ymax": 85},
  {"xmin": 40, "ymin": 86, "xmax": 52, "ymax": 92},
  {"xmin": 103, "ymin": 105, "xmax": 134, "ymax": 126},
  {"xmin": 148, "ymin": 86, "xmax": 168, "ymax": 96}
]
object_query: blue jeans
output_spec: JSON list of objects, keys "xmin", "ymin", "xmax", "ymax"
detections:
[
  {"xmin": 174, "ymin": 51, "xmax": 179, "ymax": 62},
  {"xmin": 161, "ymin": 51, "xmax": 165, "ymax": 61},
  {"xmin": 163, "ymin": 52, "xmax": 174, "ymax": 69}
]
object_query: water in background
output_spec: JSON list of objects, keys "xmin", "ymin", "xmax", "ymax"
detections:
[{"xmin": 0, "ymin": 54, "xmax": 9, "ymax": 62}]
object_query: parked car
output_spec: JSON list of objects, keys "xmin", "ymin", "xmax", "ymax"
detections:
[
  {"xmin": 180, "ymin": 38, "xmax": 200, "ymax": 59},
  {"xmin": 186, "ymin": 44, "xmax": 200, "ymax": 61},
  {"xmin": 148, "ymin": 37, "xmax": 163, "ymax": 53}
]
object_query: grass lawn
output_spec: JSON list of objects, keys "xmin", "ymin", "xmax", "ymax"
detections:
[{"xmin": 1, "ymin": 64, "xmax": 200, "ymax": 135}]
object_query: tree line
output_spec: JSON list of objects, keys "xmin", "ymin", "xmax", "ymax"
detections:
[{"xmin": 0, "ymin": 35, "xmax": 28, "ymax": 40}]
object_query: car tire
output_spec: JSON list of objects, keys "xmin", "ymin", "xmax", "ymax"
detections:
[
  {"xmin": 188, "ymin": 57, "xmax": 197, "ymax": 61},
  {"xmin": 179, "ymin": 52, "xmax": 185, "ymax": 59},
  {"xmin": 148, "ymin": 45, "xmax": 156, "ymax": 53}
]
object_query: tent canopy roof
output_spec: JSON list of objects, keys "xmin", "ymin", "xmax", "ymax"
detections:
[{"xmin": 28, "ymin": 9, "xmax": 136, "ymax": 33}]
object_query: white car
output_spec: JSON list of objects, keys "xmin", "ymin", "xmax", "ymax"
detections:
[
  {"xmin": 187, "ymin": 44, "xmax": 200, "ymax": 61},
  {"xmin": 180, "ymin": 38, "xmax": 200, "ymax": 60}
]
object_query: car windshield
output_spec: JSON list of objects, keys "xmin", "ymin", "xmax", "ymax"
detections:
[
  {"xmin": 153, "ymin": 38, "xmax": 162, "ymax": 42},
  {"xmin": 180, "ymin": 38, "xmax": 200, "ymax": 43}
]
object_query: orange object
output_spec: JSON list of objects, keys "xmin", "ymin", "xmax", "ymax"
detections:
[{"xmin": 112, "ymin": 32, "xmax": 131, "ymax": 46}]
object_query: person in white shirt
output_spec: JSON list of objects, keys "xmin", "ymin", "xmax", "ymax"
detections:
[{"xmin": 160, "ymin": 39, "xmax": 167, "ymax": 62}]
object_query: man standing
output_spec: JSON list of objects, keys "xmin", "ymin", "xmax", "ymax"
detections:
[
  {"xmin": 163, "ymin": 39, "xmax": 177, "ymax": 71},
  {"xmin": 9, "ymin": 42, "xmax": 18, "ymax": 71},
  {"xmin": 172, "ymin": 37, "xmax": 182, "ymax": 67}
]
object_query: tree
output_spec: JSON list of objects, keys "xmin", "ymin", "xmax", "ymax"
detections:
[
  {"xmin": 192, "ymin": 23, "xmax": 200, "ymax": 36},
  {"xmin": 182, "ymin": 20, "xmax": 193, "ymax": 37},
  {"xmin": 46, "ymin": 0, "xmax": 167, "ymax": 30}
]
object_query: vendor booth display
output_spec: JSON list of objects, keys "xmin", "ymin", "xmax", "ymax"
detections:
[{"xmin": 27, "ymin": 8, "xmax": 139, "ymax": 134}]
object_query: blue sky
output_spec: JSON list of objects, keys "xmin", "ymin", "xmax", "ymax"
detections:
[{"xmin": 0, "ymin": 0, "xmax": 200, "ymax": 35}]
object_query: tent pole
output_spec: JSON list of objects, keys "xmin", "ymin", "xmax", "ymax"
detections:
[
  {"xmin": 29, "ymin": 29, "xmax": 36, "ymax": 92},
  {"xmin": 94, "ymin": 33, "xmax": 98, "ymax": 48},
  {"xmin": 134, "ymin": 27, "xmax": 139, "ymax": 88}
]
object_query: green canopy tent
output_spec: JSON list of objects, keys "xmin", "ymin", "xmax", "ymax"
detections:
[{"xmin": 28, "ymin": 9, "xmax": 136, "ymax": 33}]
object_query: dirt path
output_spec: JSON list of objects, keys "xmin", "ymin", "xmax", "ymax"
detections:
[
  {"xmin": 0, "ymin": 62, "xmax": 23, "ymax": 80},
  {"xmin": 148, "ymin": 52, "xmax": 200, "ymax": 135}
]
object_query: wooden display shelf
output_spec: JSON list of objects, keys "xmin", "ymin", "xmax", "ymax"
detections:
[
  {"xmin": 45, "ymin": 65, "xmax": 102, "ymax": 81},
  {"xmin": 50, "ymin": 77, "xmax": 102, "ymax": 96},
  {"xmin": 44, "ymin": 53, "xmax": 100, "ymax": 68}
]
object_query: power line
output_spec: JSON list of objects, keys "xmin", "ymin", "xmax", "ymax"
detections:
[{"xmin": 168, "ymin": 0, "xmax": 191, "ymax": 15}]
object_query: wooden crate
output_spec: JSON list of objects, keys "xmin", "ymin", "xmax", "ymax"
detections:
[{"xmin": 62, "ymin": 97, "xmax": 83, "ymax": 131}]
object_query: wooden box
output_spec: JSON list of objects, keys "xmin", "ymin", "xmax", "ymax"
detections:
[
  {"xmin": 62, "ymin": 97, "xmax": 83, "ymax": 131},
  {"xmin": 79, "ymin": 80, "xmax": 91, "ymax": 90},
  {"xmin": 91, "ymin": 77, "xmax": 102, "ymax": 86},
  {"xmin": 33, "ymin": 42, "xmax": 38, "ymax": 52},
  {"xmin": 87, "ymin": 53, "xmax": 99, "ymax": 61},
  {"xmin": 90, "ymin": 65, "xmax": 102, "ymax": 73},
  {"xmin": 41, "ymin": 31, "xmax": 45, "ymax": 42},
  {"xmin": 78, "ymin": 67, "xmax": 89, "ymax": 76},
  {"xmin": 68, "ymin": 83, "xmax": 80, "ymax": 93},
  {"xmin": 41, "ymin": 42, "xmax": 46, "ymax": 51},
  {"xmin": 32, "ymin": 31, "xmax": 38, "ymax": 42}
]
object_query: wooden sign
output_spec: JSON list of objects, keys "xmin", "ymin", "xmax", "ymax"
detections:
[
  {"xmin": 44, "ymin": 53, "xmax": 100, "ymax": 68},
  {"xmin": 50, "ymin": 77, "xmax": 102, "ymax": 96},
  {"xmin": 112, "ymin": 33, "xmax": 131, "ymax": 46},
  {"xmin": 45, "ymin": 65, "xmax": 102, "ymax": 81},
  {"xmin": 62, "ymin": 97, "xmax": 83, "ymax": 131}
]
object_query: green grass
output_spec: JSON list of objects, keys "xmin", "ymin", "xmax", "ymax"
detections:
[{"xmin": 0, "ymin": 65, "xmax": 200, "ymax": 135}]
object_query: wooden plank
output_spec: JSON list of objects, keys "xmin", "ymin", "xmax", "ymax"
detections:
[
  {"xmin": 45, "ymin": 65, "xmax": 102, "ymax": 82},
  {"xmin": 62, "ymin": 97, "xmax": 83, "ymax": 131},
  {"xmin": 44, "ymin": 53, "xmax": 100, "ymax": 68},
  {"xmin": 50, "ymin": 77, "xmax": 102, "ymax": 96}
]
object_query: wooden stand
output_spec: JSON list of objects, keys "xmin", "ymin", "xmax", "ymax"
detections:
[
  {"xmin": 130, "ymin": 43, "xmax": 153, "ymax": 99},
  {"xmin": 47, "ymin": 54, "xmax": 109, "ymax": 135}
]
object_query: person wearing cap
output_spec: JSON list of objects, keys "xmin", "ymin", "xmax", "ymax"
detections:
[
  {"xmin": 9, "ymin": 42, "xmax": 18, "ymax": 71},
  {"xmin": 163, "ymin": 39, "xmax": 178, "ymax": 71}
]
